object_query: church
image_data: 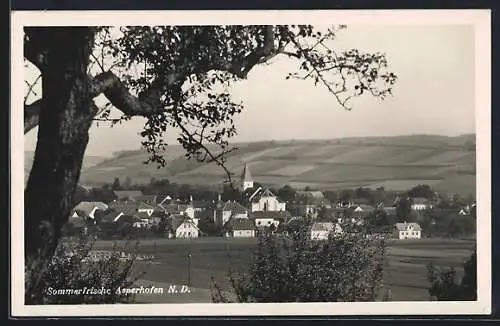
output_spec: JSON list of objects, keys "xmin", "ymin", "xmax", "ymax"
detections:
[{"xmin": 239, "ymin": 163, "xmax": 287, "ymax": 213}]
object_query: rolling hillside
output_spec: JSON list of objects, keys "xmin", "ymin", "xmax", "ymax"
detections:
[
  {"xmin": 25, "ymin": 134, "xmax": 476, "ymax": 197},
  {"xmin": 24, "ymin": 151, "xmax": 108, "ymax": 183}
]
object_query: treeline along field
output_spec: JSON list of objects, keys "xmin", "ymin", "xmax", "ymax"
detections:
[{"xmin": 92, "ymin": 237, "xmax": 475, "ymax": 302}]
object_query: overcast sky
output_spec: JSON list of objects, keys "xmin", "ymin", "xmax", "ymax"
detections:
[{"xmin": 24, "ymin": 24, "xmax": 475, "ymax": 157}]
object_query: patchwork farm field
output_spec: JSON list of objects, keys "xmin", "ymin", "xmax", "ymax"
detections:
[
  {"xmin": 64, "ymin": 134, "xmax": 476, "ymax": 196},
  {"xmin": 92, "ymin": 237, "xmax": 476, "ymax": 303}
]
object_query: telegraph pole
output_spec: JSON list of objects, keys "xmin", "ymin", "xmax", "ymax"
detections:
[{"xmin": 187, "ymin": 252, "xmax": 192, "ymax": 287}]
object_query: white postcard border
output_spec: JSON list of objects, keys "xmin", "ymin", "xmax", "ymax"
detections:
[{"xmin": 11, "ymin": 9, "xmax": 491, "ymax": 317}]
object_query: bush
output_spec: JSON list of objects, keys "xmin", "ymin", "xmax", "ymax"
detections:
[
  {"xmin": 212, "ymin": 222, "xmax": 387, "ymax": 302},
  {"xmin": 427, "ymin": 250, "xmax": 477, "ymax": 301},
  {"xmin": 25, "ymin": 234, "xmax": 143, "ymax": 304}
]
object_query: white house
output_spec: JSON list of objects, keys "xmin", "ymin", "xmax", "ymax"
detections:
[
  {"xmin": 411, "ymin": 197, "xmax": 430, "ymax": 211},
  {"xmin": 175, "ymin": 220, "xmax": 199, "ymax": 238},
  {"xmin": 224, "ymin": 218, "xmax": 256, "ymax": 238},
  {"xmin": 250, "ymin": 188, "xmax": 286, "ymax": 212},
  {"xmin": 251, "ymin": 210, "xmax": 291, "ymax": 229},
  {"xmin": 310, "ymin": 222, "xmax": 342, "ymax": 240},
  {"xmin": 167, "ymin": 216, "xmax": 200, "ymax": 239},
  {"xmin": 393, "ymin": 222, "xmax": 422, "ymax": 240}
]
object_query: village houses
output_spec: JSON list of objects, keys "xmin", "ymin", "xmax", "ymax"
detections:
[{"xmin": 393, "ymin": 222, "xmax": 422, "ymax": 240}]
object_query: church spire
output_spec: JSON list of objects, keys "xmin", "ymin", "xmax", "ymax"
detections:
[
  {"xmin": 240, "ymin": 162, "xmax": 254, "ymax": 191},
  {"xmin": 241, "ymin": 162, "xmax": 252, "ymax": 182}
]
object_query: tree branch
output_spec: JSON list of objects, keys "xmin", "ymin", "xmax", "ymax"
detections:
[
  {"xmin": 24, "ymin": 26, "xmax": 284, "ymax": 133},
  {"xmin": 214, "ymin": 26, "xmax": 278, "ymax": 78},
  {"xmin": 24, "ymin": 100, "xmax": 41, "ymax": 134}
]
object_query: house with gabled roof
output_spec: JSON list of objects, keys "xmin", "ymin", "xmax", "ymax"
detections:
[
  {"xmin": 393, "ymin": 222, "xmax": 422, "ymax": 240},
  {"xmin": 71, "ymin": 201, "xmax": 108, "ymax": 219},
  {"xmin": 411, "ymin": 197, "xmax": 430, "ymax": 211},
  {"xmin": 224, "ymin": 218, "xmax": 256, "ymax": 238},
  {"xmin": 156, "ymin": 194, "xmax": 173, "ymax": 205},
  {"xmin": 165, "ymin": 215, "xmax": 200, "ymax": 239},
  {"xmin": 132, "ymin": 211, "xmax": 151, "ymax": 228},
  {"xmin": 213, "ymin": 200, "xmax": 249, "ymax": 226}
]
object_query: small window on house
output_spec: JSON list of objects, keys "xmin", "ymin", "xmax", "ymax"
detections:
[
  {"xmin": 188, "ymin": 232, "xmax": 191, "ymax": 236},
  {"xmin": 258, "ymin": 221, "xmax": 261, "ymax": 225}
]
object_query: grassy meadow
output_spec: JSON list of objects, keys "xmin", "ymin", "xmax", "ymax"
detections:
[{"xmin": 92, "ymin": 237, "xmax": 476, "ymax": 303}]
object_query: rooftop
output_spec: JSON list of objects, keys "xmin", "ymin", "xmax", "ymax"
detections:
[{"xmin": 395, "ymin": 222, "xmax": 422, "ymax": 231}]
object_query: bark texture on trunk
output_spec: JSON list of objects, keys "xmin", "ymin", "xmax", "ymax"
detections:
[{"xmin": 24, "ymin": 28, "xmax": 96, "ymax": 261}]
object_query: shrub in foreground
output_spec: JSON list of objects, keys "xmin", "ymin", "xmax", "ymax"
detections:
[
  {"xmin": 25, "ymin": 233, "xmax": 143, "ymax": 304},
  {"xmin": 427, "ymin": 250, "xmax": 477, "ymax": 301},
  {"xmin": 212, "ymin": 222, "xmax": 387, "ymax": 303}
]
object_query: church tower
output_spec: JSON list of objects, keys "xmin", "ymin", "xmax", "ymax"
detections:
[{"xmin": 240, "ymin": 162, "xmax": 254, "ymax": 191}]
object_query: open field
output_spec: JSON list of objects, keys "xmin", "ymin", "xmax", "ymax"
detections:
[{"xmin": 92, "ymin": 237, "xmax": 476, "ymax": 303}]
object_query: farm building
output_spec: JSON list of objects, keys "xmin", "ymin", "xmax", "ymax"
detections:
[
  {"xmin": 224, "ymin": 218, "xmax": 256, "ymax": 238},
  {"xmin": 310, "ymin": 222, "xmax": 342, "ymax": 240},
  {"xmin": 393, "ymin": 222, "xmax": 422, "ymax": 240}
]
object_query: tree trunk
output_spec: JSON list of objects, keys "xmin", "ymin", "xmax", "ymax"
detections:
[{"xmin": 24, "ymin": 28, "xmax": 96, "ymax": 262}]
